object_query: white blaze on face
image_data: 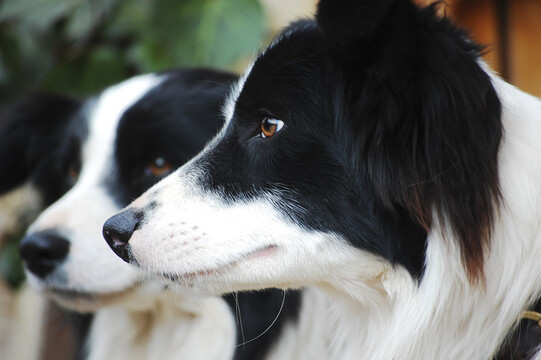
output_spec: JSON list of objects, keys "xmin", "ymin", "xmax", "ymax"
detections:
[
  {"xmin": 80, "ymin": 74, "xmax": 164, "ymax": 189},
  {"xmin": 26, "ymin": 74, "xmax": 164, "ymax": 296},
  {"xmin": 123, "ymin": 165, "xmax": 387, "ymax": 297}
]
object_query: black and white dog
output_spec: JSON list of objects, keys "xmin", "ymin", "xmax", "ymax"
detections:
[
  {"xmin": 104, "ymin": 1, "xmax": 541, "ymax": 359},
  {"xmin": 0, "ymin": 94, "xmax": 90, "ymax": 360},
  {"xmin": 1, "ymin": 69, "xmax": 303, "ymax": 360}
]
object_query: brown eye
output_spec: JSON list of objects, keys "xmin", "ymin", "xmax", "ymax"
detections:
[
  {"xmin": 147, "ymin": 157, "xmax": 172, "ymax": 177},
  {"xmin": 260, "ymin": 118, "xmax": 284, "ymax": 138}
]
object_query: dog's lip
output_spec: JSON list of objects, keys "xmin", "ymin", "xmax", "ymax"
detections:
[
  {"xmin": 47, "ymin": 287, "xmax": 96, "ymax": 300},
  {"xmin": 162, "ymin": 244, "xmax": 278, "ymax": 282},
  {"xmin": 46, "ymin": 283, "xmax": 139, "ymax": 301}
]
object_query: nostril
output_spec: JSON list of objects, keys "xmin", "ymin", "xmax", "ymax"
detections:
[
  {"xmin": 103, "ymin": 209, "xmax": 140, "ymax": 262},
  {"xmin": 102, "ymin": 227, "xmax": 125, "ymax": 247},
  {"xmin": 19, "ymin": 231, "xmax": 70, "ymax": 278}
]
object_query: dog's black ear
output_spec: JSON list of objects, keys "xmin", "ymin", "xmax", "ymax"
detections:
[
  {"xmin": 0, "ymin": 94, "xmax": 81, "ymax": 195},
  {"xmin": 315, "ymin": 0, "xmax": 417, "ymax": 78},
  {"xmin": 316, "ymin": 0, "xmax": 401, "ymax": 45},
  {"xmin": 318, "ymin": 0, "xmax": 503, "ymax": 282}
]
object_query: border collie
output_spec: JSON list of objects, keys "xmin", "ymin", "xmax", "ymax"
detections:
[
  {"xmin": 1, "ymin": 69, "xmax": 302, "ymax": 360},
  {"xmin": 1, "ymin": 94, "xmax": 90, "ymax": 360},
  {"xmin": 1, "ymin": 93, "xmax": 84, "ymax": 243},
  {"xmin": 104, "ymin": 0, "xmax": 541, "ymax": 359}
]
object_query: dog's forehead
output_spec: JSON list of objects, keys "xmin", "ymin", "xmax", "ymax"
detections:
[
  {"xmin": 30, "ymin": 75, "xmax": 164, "ymax": 214},
  {"xmin": 70, "ymin": 75, "xmax": 163, "ymax": 190},
  {"xmin": 88, "ymin": 74, "xmax": 164, "ymax": 145},
  {"xmin": 250, "ymin": 27, "xmax": 325, "ymax": 85},
  {"xmin": 115, "ymin": 73, "xmax": 221, "ymax": 149},
  {"xmin": 230, "ymin": 58, "xmax": 331, "ymax": 131},
  {"xmin": 220, "ymin": 23, "xmax": 328, "ymax": 135}
]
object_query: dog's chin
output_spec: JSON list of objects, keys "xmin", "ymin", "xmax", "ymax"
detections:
[
  {"xmin": 151, "ymin": 245, "xmax": 297, "ymax": 296},
  {"xmin": 46, "ymin": 284, "xmax": 139, "ymax": 312},
  {"xmin": 165, "ymin": 272, "xmax": 290, "ymax": 297}
]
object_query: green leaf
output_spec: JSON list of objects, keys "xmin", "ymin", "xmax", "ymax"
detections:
[
  {"xmin": 42, "ymin": 45, "xmax": 129, "ymax": 94},
  {"xmin": 65, "ymin": 0, "xmax": 119, "ymax": 42},
  {"xmin": 0, "ymin": 27, "xmax": 53, "ymax": 103},
  {"xmin": 0, "ymin": 230, "xmax": 26, "ymax": 290},
  {"xmin": 0, "ymin": 0, "xmax": 268, "ymax": 105},
  {"xmin": 131, "ymin": 0, "xmax": 266, "ymax": 71},
  {"xmin": 0, "ymin": 0, "xmax": 78, "ymax": 31}
]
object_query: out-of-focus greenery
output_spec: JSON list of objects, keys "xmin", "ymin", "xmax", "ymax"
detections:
[
  {"xmin": 0, "ymin": 0, "xmax": 266, "ymax": 105},
  {"xmin": 0, "ymin": 229, "xmax": 26, "ymax": 289}
]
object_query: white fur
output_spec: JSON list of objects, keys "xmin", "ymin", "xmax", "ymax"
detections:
[
  {"xmin": 27, "ymin": 74, "xmax": 164, "ymax": 300},
  {"xmin": 87, "ymin": 294, "xmax": 235, "ymax": 360},
  {"xmin": 221, "ymin": 62, "xmax": 253, "ymax": 127},
  {"xmin": 23, "ymin": 74, "xmax": 240, "ymax": 360},
  {"xmin": 0, "ymin": 183, "xmax": 41, "ymax": 243},
  {"xmin": 124, "ymin": 69, "xmax": 541, "ymax": 359},
  {"xmin": 0, "ymin": 284, "xmax": 45, "ymax": 360},
  {"xmin": 0, "ymin": 185, "xmax": 43, "ymax": 360},
  {"xmin": 262, "ymin": 287, "xmax": 332, "ymax": 360}
]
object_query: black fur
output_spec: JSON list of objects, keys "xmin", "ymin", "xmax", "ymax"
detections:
[
  {"xmin": 193, "ymin": 0, "xmax": 502, "ymax": 281},
  {"xmin": 226, "ymin": 290, "xmax": 302, "ymax": 360},
  {"xmin": 317, "ymin": 0, "xmax": 397, "ymax": 44},
  {"xmin": 495, "ymin": 297, "xmax": 541, "ymax": 360},
  {"xmin": 106, "ymin": 69, "xmax": 238, "ymax": 205},
  {"xmin": 0, "ymin": 94, "xmax": 85, "ymax": 206},
  {"xmin": 0, "ymin": 94, "xmax": 89, "ymax": 360}
]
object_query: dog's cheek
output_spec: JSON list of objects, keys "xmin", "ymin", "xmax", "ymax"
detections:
[{"xmin": 126, "ymin": 226, "xmax": 161, "ymax": 269}]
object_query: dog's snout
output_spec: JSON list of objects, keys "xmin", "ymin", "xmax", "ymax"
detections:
[
  {"xmin": 19, "ymin": 232, "xmax": 70, "ymax": 278},
  {"xmin": 103, "ymin": 210, "xmax": 139, "ymax": 263}
]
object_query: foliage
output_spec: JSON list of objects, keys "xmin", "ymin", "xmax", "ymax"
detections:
[
  {"xmin": 0, "ymin": 229, "xmax": 26, "ymax": 289},
  {"xmin": 0, "ymin": 0, "xmax": 266, "ymax": 105}
]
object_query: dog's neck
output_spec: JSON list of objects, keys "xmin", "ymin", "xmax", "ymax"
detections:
[
  {"xmin": 86, "ymin": 293, "xmax": 236, "ymax": 360},
  {"xmin": 310, "ymin": 74, "xmax": 541, "ymax": 358},
  {"xmin": 314, "ymin": 232, "xmax": 541, "ymax": 359}
]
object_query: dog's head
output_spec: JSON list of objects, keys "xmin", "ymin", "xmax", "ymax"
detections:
[
  {"xmin": 12, "ymin": 69, "xmax": 236, "ymax": 311},
  {"xmin": 0, "ymin": 94, "xmax": 84, "ymax": 241},
  {"xmin": 104, "ymin": 0, "xmax": 502, "ymax": 296}
]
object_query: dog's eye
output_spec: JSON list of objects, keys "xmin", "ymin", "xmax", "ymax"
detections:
[
  {"xmin": 146, "ymin": 157, "xmax": 172, "ymax": 177},
  {"xmin": 260, "ymin": 118, "xmax": 284, "ymax": 138}
]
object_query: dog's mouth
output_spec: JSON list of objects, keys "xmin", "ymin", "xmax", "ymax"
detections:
[
  {"xmin": 161, "ymin": 244, "xmax": 278, "ymax": 283},
  {"xmin": 47, "ymin": 288, "xmax": 96, "ymax": 301},
  {"xmin": 46, "ymin": 283, "xmax": 140, "ymax": 311}
]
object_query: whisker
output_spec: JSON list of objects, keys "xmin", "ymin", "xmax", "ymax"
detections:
[
  {"xmin": 234, "ymin": 290, "xmax": 286, "ymax": 348},
  {"xmin": 233, "ymin": 292, "xmax": 246, "ymax": 350}
]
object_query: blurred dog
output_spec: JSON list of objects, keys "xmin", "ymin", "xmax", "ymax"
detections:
[
  {"xmin": 3, "ymin": 69, "xmax": 302, "ymax": 360},
  {"xmin": 105, "ymin": 1, "xmax": 541, "ymax": 359},
  {"xmin": 0, "ymin": 94, "xmax": 90, "ymax": 360}
]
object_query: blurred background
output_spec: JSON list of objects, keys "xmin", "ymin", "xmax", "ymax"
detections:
[
  {"xmin": 427, "ymin": 0, "xmax": 541, "ymax": 97},
  {"xmin": 0, "ymin": 0, "xmax": 320, "ymax": 109},
  {"xmin": 1, "ymin": 0, "xmax": 540, "ymax": 109},
  {"xmin": 0, "ymin": 0, "xmax": 539, "ymax": 359}
]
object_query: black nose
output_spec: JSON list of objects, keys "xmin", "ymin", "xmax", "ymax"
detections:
[
  {"xmin": 103, "ymin": 209, "xmax": 139, "ymax": 263},
  {"xmin": 19, "ymin": 232, "xmax": 70, "ymax": 278}
]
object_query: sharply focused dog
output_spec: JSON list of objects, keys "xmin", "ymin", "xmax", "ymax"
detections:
[
  {"xmin": 2, "ymin": 69, "xmax": 303, "ymax": 360},
  {"xmin": 104, "ymin": 0, "xmax": 541, "ymax": 359}
]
